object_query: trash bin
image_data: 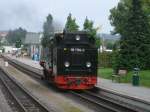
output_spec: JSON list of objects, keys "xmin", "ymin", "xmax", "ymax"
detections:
[
  {"xmin": 132, "ymin": 68, "xmax": 140, "ymax": 86},
  {"xmin": 132, "ymin": 75, "xmax": 140, "ymax": 86}
]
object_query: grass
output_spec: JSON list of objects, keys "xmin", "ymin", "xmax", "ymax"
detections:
[
  {"xmin": 98, "ymin": 68, "xmax": 113, "ymax": 79},
  {"xmin": 98, "ymin": 68, "xmax": 150, "ymax": 88}
]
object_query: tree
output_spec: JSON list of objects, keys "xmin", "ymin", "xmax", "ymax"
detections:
[
  {"xmin": 83, "ymin": 17, "xmax": 97, "ymax": 38},
  {"xmin": 95, "ymin": 37, "xmax": 101, "ymax": 48},
  {"xmin": 111, "ymin": 0, "xmax": 150, "ymax": 70},
  {"xmin": 15, "ymin": 40, "xmax": 21, "ymax": 48},
  {"xmin": 83, "ymin": 17, "xmax": 101, "ymax": 47},
  {"xmin": 141, "ymin": 0, "xmax": 150, "ymax": 24},
  {"xmin": 0, "ymin": 38, "xmax": 2, "ymax": 46},
  {"xmin": 42, "ymin": 14, "xmax": 54, "ymax": 47},
  {"xmin": 65, "ymin": 13, "xmax": 79, "ymax": 32},
  {"xmin": 106, "ymin": 41, "xmax": 114, "ymax": 50},
  {"xmin": 109, "ymin": 0, "xmax": 150, "ymax": 35},
  {"xmin": 6, "ymin": 27, "xmax": 27, "ymax": 46}
]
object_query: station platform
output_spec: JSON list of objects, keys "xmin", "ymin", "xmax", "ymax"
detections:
[
  {"xmin": 5, "ymin": 54, "xmax": 43, "ymax": 70},
  {"xmin": 3, "ymin": 54, "xmax": 150, "ymax": 103},
  {"xmin": 4, "ymin": 54, "xmax": 43, "ymax": 75}
]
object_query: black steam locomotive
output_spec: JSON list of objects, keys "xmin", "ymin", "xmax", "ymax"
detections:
[{"xmin": 40, "ymin": 31, "xmax": 98, "ymax": 89}]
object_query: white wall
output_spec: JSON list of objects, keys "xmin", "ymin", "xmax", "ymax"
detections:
[{"xmin": 3, "ymin": 46, "xmax": 13, "ymax": 53}]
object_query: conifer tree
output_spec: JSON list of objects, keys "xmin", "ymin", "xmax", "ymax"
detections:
[
  {"xmin": 83, "ymin": 17, "xmax": 97, "ymax": 38},
  {"xmin": 65, "ymin": 13, "xmax": 79, "ymax": 32},
  {"xmin": 42, "ymin": 14, "xmax": 54, "ymax": 47},
  {"xmin": 83, "ymin": 17, "xmax": 101, "ymax": 47},
  {"xmin": 118, "ymin": 0, "xmax": 150, "ymax": 70}
]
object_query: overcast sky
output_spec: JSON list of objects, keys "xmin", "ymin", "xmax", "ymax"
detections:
[{"xmin": 0, "ymin": 0, "xmax": 119, "ymax": 33}]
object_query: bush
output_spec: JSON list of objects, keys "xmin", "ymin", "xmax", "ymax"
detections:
[{"xmin": 99, "ymin": 52, "xmax": 113, "ymax": 68}]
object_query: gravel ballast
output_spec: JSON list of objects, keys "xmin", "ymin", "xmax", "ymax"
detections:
[{"xmin": 0, "ymin": 58, "xmax": 94, "ymax": 112}]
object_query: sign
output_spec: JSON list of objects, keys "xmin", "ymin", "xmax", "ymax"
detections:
[{"xmin": 70, "ymin": 48, "xmax": 85, "ymax": 52}]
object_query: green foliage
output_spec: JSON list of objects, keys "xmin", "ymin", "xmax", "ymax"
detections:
[
  {"xmin": 83, "ymin": 17, "xmax": 97, "ymax": 38},
  {"xmin": 42, "ymin": 14, "xmax": 54, "ymax": 48},
  {"xmin": 98, "ymin": 68, "xmax": 150, "ymax": 88},
  {"xmin": 15, "ymin": 40, "xmax": 21, "ymax": 48},
  {"xmin": 113, "ymin": 40, "xmax": 120, "ymax": 50},
  {"xmin": 99, "ymin": 52, "xmax": 113, "ymax": 68},
  {"xmin": 105, "ymin": 40, "xmax": 115, "ymax": 49},
  {"xmin": 109, "ymin": 0, "xmax": 150, "ymax": 35},
  {"xmin": 141, "ymin": 0, "xmax": 150, "ymax": 24},
  {"xmin": 83, "ymin": 17, "xmax": 93, "ymax": 30},
  {"xmin": 0, "ymin": 38, "xmax": 2, "ymax": 46},
  {"xmin": 109, "ymin": 0, "xmax": 129, "ymax": 35},
  {"xmin": 6, "ymin": 27, "xmax": 27, "ymax": 45},
  {"xmin": 111, "ymin": 50, "xmax": 120, "ymax": 73},
  {"xmin": 110, "ymin": 0, "xmax": 150, "ymax": 70},
  {"xmin": 98, "ymin": 68, "xmax": 113, "ymax": 79},
  {"xmin": 65, "ymin": 13, "xmax": 79, "ymax": 32},
  {"xmin": 83, "ymin": 17, "xmax": 101, "ymax": 47},
  {"xmin": 95, "ymin": 37, "xmax": 101, "ymax": 48},
  {"xmin": 111, "ymin": 41, "xmax": 120, "ymax": 72}
]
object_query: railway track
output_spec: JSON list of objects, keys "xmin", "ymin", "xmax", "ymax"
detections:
[
  {"xmin": 2, "ymin": 56, "xmax": 150, "ymax": 112},
  {"xmin": 89, "ymin": 87, "xmax": 150, "ymax": 112},
  {"xmin": 70, "ymin": 90, "xmax": 137, "ymax": 112},
  {"xmin": 0, "ymin": 69, "xmax": 51, "ymax": 112}
]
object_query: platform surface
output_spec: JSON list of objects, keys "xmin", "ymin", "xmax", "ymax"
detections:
[
  {"xmin": 5, "ymin": 54, "xmax": 43, "ymax": 70},
  {"xmin": 97, "ymin": 78, "xmax": 150, "ymax": 103},
  {"xmin": 4, "ymin": 54, "xmax": 150, "ymax": 103}
]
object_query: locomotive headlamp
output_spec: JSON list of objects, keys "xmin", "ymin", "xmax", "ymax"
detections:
[
  {"xmin": 64, "ymin": 61, "xmax": 70, "ymax": 67},
  {"xmin": 86, "ymin": 62, "xmax": 91, "ymax": 68},
  {"xmin": 76, "ymin": 35, "xmax": 80, "ymax": 41},
  {"xmin": 64, "ymin": 48, "xmax": 67, "ymax": 51}
]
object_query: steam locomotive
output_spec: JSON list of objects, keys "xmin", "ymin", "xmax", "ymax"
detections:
[{"xmin": 40, "ymin": 31, "xmax": 98, "ymax": 90}]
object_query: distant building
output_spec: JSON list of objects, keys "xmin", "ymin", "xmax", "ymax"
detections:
[
  {"xmin": 2, "ymin": 46, "xmax": 13, "ymax": 53},
  {"xmin": 24, "ymin": 32, "xmax": 43, "ymax": 60},
  {"xmin": 99, "ymin": 33, "xmax": 120, "ymax": 40},
  {"xmin": 0, "ymin": 31, "xmax": 8, "ymax": 38},
  {"xmin": 99, "ymin": 45, "xmax": 112, "ymax": 53},
  {"xmin": 97, "ymin": 33, "xmax": 120, "ymax": 52},
  {"xmin": 0, "ymin": 31, "xmax": 8, "ymax": 45}
]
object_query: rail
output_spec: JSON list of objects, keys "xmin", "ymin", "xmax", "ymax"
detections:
[{"xmin": 0, "ymin": 69, "xmax": 52, "ymax": 112}]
